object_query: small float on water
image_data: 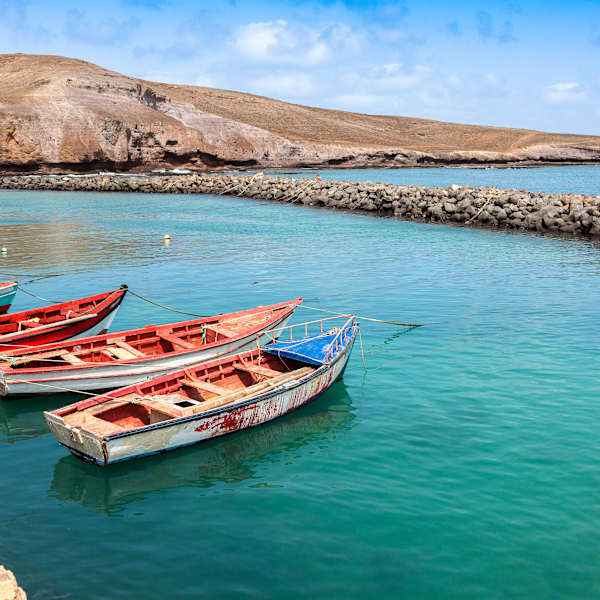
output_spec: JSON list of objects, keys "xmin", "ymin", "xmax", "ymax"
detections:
[
  {"xmin": 0, "ymin": 281, "xmax": 18, "ymax": 314},
  {"xmin": 0, "ymin": 298, "xmax": 301, "ymax": 397},
  {"xmin": 44, "ymin": 315, "xmax": 357, "ymax": 465},
  {"xmin": 0, "ymin": 286, "xmax": 127, "ymax": 351}
]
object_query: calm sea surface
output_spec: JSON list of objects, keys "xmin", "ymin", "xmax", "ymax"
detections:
[{"xmin": 0, "ymin": 166, "xmax": 599, "ymax": 599}]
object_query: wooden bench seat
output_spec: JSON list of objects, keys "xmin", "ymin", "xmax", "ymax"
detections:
[
  {"xmin": 234, "ymin": 363, "xmax": 284, "ymax": 378},
  {"xmin": 110, "ymin": 340, "xmax": 146, "ymax": 358},
  {"xmin": 204, "ymin": 324, "xmax": 238, "ymax": 338},
  {"xmin": 157, "ymin": 331, "xmax": 196, "ymax": 350},
  {"xmin": 182, "ymin": 378, "xmax": 229, "ymax": 396}
]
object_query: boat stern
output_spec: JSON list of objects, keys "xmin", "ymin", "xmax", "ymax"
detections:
[{"xmin": 44, "ymin": 411, "xmax": 107, "ymax": 465}]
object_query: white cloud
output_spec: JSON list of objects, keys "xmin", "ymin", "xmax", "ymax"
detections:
[
  {"xmin": 542, "ymin": 82, "xmax": 588, "ymax": 104},
  {"xmin": 232, "ymin": 20, "xmax": 362, "ymax": 67},
  {"xmin": 234, "ymin": 20, "xmax": 292, "ymax": 62}
]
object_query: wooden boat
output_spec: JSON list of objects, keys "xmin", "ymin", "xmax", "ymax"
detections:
[
  {"xmin": 0, "ymin": 298, "xmax": 301, "ymax": 397},
  {"xmin": 44, "ymin": 316, "xmax": 357, "ymax": 465},
  {"xmin": 0, "ymin": 281, "xmax": 18, "ymax": 314},
  {"xmin": 0, "ymin": 286, "xmax": 127, "ymax": 352}
]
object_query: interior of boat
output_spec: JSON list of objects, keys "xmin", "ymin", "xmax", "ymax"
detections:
[
  {"xmin": 3, "ymin": 309, "xmax": 282, "ymax": 369},
  {"xmin": 58, "ymin": 351, "xmax": 316, "ymax": 436}
]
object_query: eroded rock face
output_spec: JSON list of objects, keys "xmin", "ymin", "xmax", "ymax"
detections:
[
  {"xmin": 1, "ymin": 54, "xmax": 600, "ymax": 173},
  {"xmin": 0, "ymin": 566, "xmax": 27, "ymax": 600}
]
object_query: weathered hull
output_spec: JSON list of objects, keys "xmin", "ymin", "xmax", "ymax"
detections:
[
  {"xmin": 45, "ymin": 332, "xmax": 354, "ymax": 465},
  {"xmin": 4, "ymin": 313, "xmax": 293, "ymax": 396},
  {"xmin": 0, "ymin": 282, "xmax": 17, "ymax": 314}
]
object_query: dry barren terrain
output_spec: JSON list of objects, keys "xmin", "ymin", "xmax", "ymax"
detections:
[{"xmin": 1, "ymin": 53, "xmax": 599, "ymax": 172}]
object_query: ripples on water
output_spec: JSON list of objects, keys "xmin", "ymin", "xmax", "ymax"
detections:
[{"xmin": 0, "ymin": 174, "xmax": 599, "ymax": 599}]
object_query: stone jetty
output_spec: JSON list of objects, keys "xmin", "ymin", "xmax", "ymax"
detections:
[
  {"xmin": 0, "ymin": 566, "xmax": 26, "ymax": 600},
  {"xmin": 1, "ymin": 173, "xmax": 599, "ymax": 238}
]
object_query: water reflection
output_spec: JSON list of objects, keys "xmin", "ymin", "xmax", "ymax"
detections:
[
  {"xmin": 50, "ymin": 386, "xmax": 355, "ymax": 514},
  {"xmin": 0, "ymin": 394, "xmax": 77, "ymax": 444}
]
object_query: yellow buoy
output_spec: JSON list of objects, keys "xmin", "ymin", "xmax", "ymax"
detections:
[{"xmin": 164, "ymin": 234, "xmax": 171, "ymax": 240}]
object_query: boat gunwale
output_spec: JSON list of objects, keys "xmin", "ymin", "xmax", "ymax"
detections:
[
  {"xmin": 49, "ymin": 324, "xmax": 358, "ymax": 442},
  {"xmin": 1, "ymin": 297, "xmax": 302, "ymax": 374},
  {"xmin": 0, "ymin": 287, "xmax": 127, "ymax": 344},
  {"xmin": 0, "ymin": 281, "xmax": 17, "ymax": 292}
]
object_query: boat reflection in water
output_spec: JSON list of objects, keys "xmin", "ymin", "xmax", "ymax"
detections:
[
  {"xmin": 0, "ymin": 394, "xmax": 77, "ymax": 444},
  {"xmin": 50, "ymin": 385, "xmax": 355, "ymax": 514}
]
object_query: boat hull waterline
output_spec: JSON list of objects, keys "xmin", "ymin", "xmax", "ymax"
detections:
[
  {"xmin": 0, "ymin": 299, "xmax": 300, "ymax": 396},
  {"xmin": 44, "ymin": 322, "xmax": 357, "ymax": 465}
]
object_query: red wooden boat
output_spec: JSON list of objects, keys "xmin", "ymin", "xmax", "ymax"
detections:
[
  {"xmin": 0, "ymin": 281, "xmax": 18, "ymax": 314},
  {"xmin": 0, "ymin": 297, "xmax": 301, "ymax": 396},
  {"xmin": 0, "ymin": 286, "xmax": 128, "ymax": 351}
]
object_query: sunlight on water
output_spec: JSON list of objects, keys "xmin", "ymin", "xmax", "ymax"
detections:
[{"xmin": 0, "ymin": 178, "xmax": 599, "ymax": 599}]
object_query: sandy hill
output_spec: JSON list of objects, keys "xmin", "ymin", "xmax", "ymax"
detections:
[{"xmin": 1, "ymin": 53, "xmax": 599, "ymax": 172}]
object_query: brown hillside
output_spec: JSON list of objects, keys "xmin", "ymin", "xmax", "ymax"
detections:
[{"xmin": 1, "ymin": 53, "xmax": 599, "ymax": 172}]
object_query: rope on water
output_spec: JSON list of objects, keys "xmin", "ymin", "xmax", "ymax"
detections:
[
  {"xmin": 297, "ymin": 304, "xmax": 423, "ymax": 327},
  {"xmin": 358, "ymin": 327, "xmax": 368, "ymax": 371},
  {"xmin": 125, "ymin": 289, "xmax": 208, "ymax": 317},
  {"xmin": 16, "ymin": 285, "xmax": 60, "ymax": 304}
]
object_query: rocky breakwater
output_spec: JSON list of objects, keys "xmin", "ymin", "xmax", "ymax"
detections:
[
  {"xmin": 1, "ymin": 173, "xmax": 600, "ymax": 238},
  {"xmin": 0, "ymin": 566, "xmax": 26, "ymax": 600}
]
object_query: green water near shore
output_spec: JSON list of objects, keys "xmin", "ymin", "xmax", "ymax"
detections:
[{"xmin": 0, "ymin": 179, "xmax": 599, "ymax": 599}]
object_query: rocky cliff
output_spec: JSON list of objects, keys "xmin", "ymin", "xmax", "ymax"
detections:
[{"xmin": 1, "ymin": 54, "xmax": 599, "ymax": 173}]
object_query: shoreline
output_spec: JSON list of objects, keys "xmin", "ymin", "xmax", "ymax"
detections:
[
  {"xmin": 2, "ymin": 160, "xmax": 600, "ymax": 177},
  {"xmin": 1, "ymin": 173, "xmax": 599, "ymax": 239}
]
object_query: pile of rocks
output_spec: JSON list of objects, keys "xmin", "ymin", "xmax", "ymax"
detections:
[
  {"xmin": 0, "ymin": 566, "xmax": 26, "ymax": 600},
  {"xmin": 1, "ymin": 173, "xmax": 599, "ymax": 237}
]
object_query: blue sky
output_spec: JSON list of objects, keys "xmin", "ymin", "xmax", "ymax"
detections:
[{"xmin": 2, "ymin": 0, "xmax": 599, "ymax": 134}]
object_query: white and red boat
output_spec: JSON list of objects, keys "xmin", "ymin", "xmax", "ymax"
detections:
[
  {"xmin": 0, "ymin": 298, "xmax": 301, "ymax": 397},
  {"xmin": 44, "ymin": 316, "xmax": 357, "ymax": 465},
  {"xmin": 0, "ymin": 286, "xmax": 127, "ymax": 352},
  {"xmin": 0, "ymin": 281, "xmax": 18, "ymax": 314}
]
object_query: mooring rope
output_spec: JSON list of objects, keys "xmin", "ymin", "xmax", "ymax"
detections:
[
  {"xmin": 125, "ymin": 289, "xmax": 208, "ymax": 317},
  {"xmin": 16, "ymin": 285, "xmax": 60, "ymax": 304},
  {"xmin": 297, "ymin": 304, "xmax": 423, "ymax": 327}
]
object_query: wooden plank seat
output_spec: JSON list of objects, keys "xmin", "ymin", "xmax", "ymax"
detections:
[
  {"xmin": 204, "ymin": 324, "xmax": 238, "ymax": 338},
  {"xmin": 157, "ymin": 331, "xmax": 196, "ymax": 350},
  {"xmin": 182, "ymin": 378, "xmax": 229, "ymax": 396},
  {"xmin": 62, "ymin": 352, "xmax": 86, "ymax": 365},
  {"xmin": 64, "ymin": 411, "xmax": 127, "ymax": 436},
  {"xmin": 233, "ymin": 362, "xmax": 284, "ymax": 378},
  {"xmin": 103, "ymin": 346, "xmax": 139, "ymax": 361},
  {"xmin": 106, "ymin": 339, "xmax": 146, "ymax": 358}
]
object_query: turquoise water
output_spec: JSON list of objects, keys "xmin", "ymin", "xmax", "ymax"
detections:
[
  {"xmin": 0, "ymin": 176, "xmax": 599, "ymax": 599},
  {"xmin": 256, "ymin": 164, "xmax": 600, "ymax": 195}
]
